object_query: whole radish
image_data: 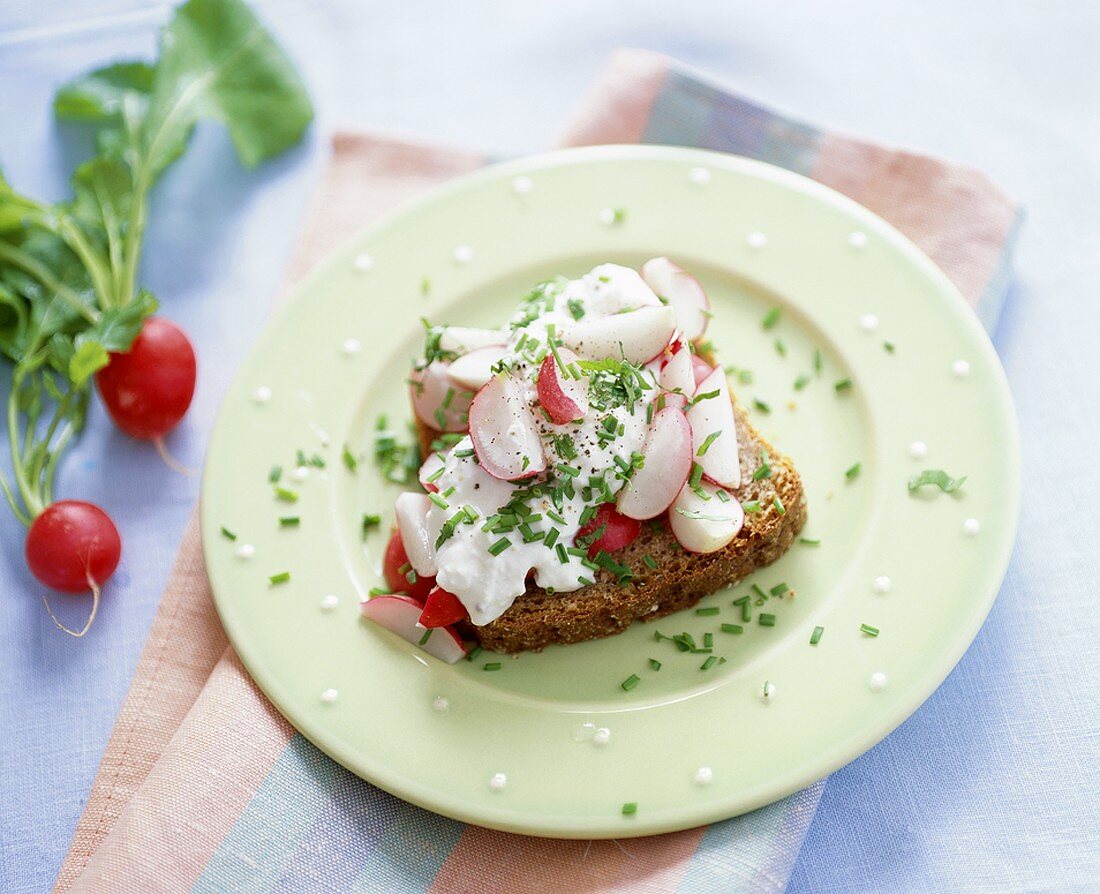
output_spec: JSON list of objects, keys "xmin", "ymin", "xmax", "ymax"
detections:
[
  {"xmin": 96, "ymin": 316, "xmax": 197, "ymax": 441},
  {"xmin": 25, "ymin": 500, "xmax": 121, "ymax": 637}
]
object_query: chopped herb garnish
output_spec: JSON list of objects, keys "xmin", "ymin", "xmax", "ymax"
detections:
[
  {"xmin": 567, "ymin": 297, "xmax": 586, "ymax": 320},
  {"xmin": 733, "ymin": 595, "xmax": 752, "ymax": 622},
  {"xmin": 342, "ymin": 445, "xmax": 358, "ymax": 472},
  {"xmin": 622, "ymin": 802, "xmax": 638, "ymax": 815},
  {"xmin": 834, "ymin": 378, "xmax": 854, "ymax": 394},
  {"xmin": 908, "ymin": 469, "xmax": 967, "ymax": 494},
  {"xmin": 428, "ymin": 492, "xmax": 450, "ymax": 510},
  {"xmin": 274, "ymin": 487, "xmax": 298, "ymax": 503},
  {"xmin": 742, "ymin": 500, "xmax": 762, "ymax": 514},
  {"xmin": 752, "ymin": 398, "xmax": 771, "ymax": 415},
  {"xmin": 884, "ymin": 340, "xmax": 896, "ymax": 353},
  {"xmin": 762, "ymin": 307, "xmax": 782, "ymax": 330},
  {"xmin": 700, "ymin": 656, "xmax": 718, "ymax": 671},
  {"xmin": 799, "ymin": 537, "xmax": 821, "ymax": 546},
  {"xmin": 753, "ymin": 449, "xmax": 772, "ymax": 481},
  {"xmin": 643, "ymin": 554, "xmax": 657, "ymax": 569},
  {"xmin": 418, "ymin": 629, "xmax": 433, "ymax": 646},
  {"xmin": 720, "ymin": 623, "xmax": 744, "ymax": 634},
  {"xmin": 220, "ymin": 526, "xmax": 237, "ymax": 541},
  {"xmin": 465, "ymin": 645, "xmax": 483, "ymax": 662},
  {"xmin": 361, "ymin": 514, "xmax": 381, "ymax": 536},
  {"xmin": 770, "ymin": 582, "xmax": 789, "ymax": 596},
  {"xmin": 697, "ymin": 430, "xmax": 722, "ymax": 456},
  {"xmin": 649, "ymin": 658, "xmax": 662, "ymax": 671},
  {"xmin": 810, "ymin": 626, "xmax": 824, "ymax": 645},
  {"xmin": 420, "ymin": 276, "xmax": 431, "ymax": 296},
  {"xmin": 793, "ymin": 374, "xmax": 811, "ymax": 391},
  {"xmin": 555, "ymin": 463, "xmax": 581, "ymax": 478},
  {"xmin": 483, "ymin": 662, "xmax": 503, "ymax": 671},
  {"xmin": 268, "ymin": 465, "xmax": 282, "ymax": 483},
  {"xmin": 269, "ymin": 572, "xmax": 290, "ymax": 585},
  {"xmin": 433, "ymin": 407, "xmax": 447, "ymax": 429},
  {"xmin": 860, "ymin": 623, "xmax": 880, "ymax": 637},
  {"xmin": 621, "ymin": 674, "xmax": 641, "ymax": 692},
  {"xmin": 813, "ymin": 349, "xmax": 823, "ymax": 373},
  {"xmin": 773, "ymin": 496, "xmax": 786, "ymax": 515},
  {"xmin": 845, "ymin": 462, "xmax": 862, "ymax": 481},
  {"xmin": 759, "ymin": 613, "xmax": 777, "ymax": 627},
  {"xmin": 695, "ymin": 606, "xmax": 720, "ymax": 616},
  {"xmin": 774, "ymin": 338, "xmax": 787, "ymax": 357},
  {"xmin": 488, "ymin": 537, "xmax": 511, "ymax": 556},
  {"xmin": 686, "ymin": 388, "xmax": 719, "ymax": 409},
  {"xmin": 279, "ymin": 516, "xmax": 300, "ymax": 527}
]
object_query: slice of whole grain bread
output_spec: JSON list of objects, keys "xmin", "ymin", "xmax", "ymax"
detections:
[{"xmin": 413, "ymin": 398, "xmax": 806, "ymax": 654}]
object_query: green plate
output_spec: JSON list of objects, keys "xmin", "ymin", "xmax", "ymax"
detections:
[{"xmin": 201, "ymin": 145, "xmax": 1019, "ymax": 838}]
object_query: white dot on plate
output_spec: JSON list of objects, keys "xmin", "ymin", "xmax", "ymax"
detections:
[
  {"xmin": 598, "ymin": 207, "xmax": 622, "ymax": 226},
  {"xmin": 593, "ymin": 727, "xmax": 611, "ymax": 747},
  {"xmin": 342, "ymin": 338, "xmax": 361, "ymax": 356},
  {"xmin": 952, "ymin": 359, "xmax": 971, "ymax": 378},
  {"xmin": 431, "ymin": 696, "xmax": 450, "ymax": 714},
  {"xmin": 453, "ymin": 245, "xmax": 474, "ymax": 265},
  {"xmin": 353, "ymin": 253, "xmax": 374, "ymax": 272},
  {"xmin": 571, "ymin": 722, "xmax": 596, "ymax": 742},
  {"xmin": 909, "ymin": 440, "xmax": 928, "ymax": 459},
  {"xmin": 873, "ymin": 576, "xmax": 892, "ymax": 595},
  {"xmin": 758, "ymin": 681, "xmax": 776, "ymax": 704},
  {"xmin": 320, "ymin": 594, "xmax": 339, "ymax": 612},
  {"xmin": 859, "ymin": 313, "xmax": 880, "ymax": 332},
  {"xmin": 869, "ymin": 672, "xmax": 888, "ymax": 691},
  {"xmin": 849, "ymin": 230, "xmax": 868, "ymax": 249},
  {"xmin": 292, "ymin": 466, "xmax": 310, "ymax": 482},
  {"xmin": 964, "ymin": 518, "xmax": 981, "ymax": 536},
  {"xmin": 489, "ymin": 772, "xmax": 507, "ymax": 791},
  {"xmin": 694, "ymin": 766, "xmax": 714, "ymax": 786},
  {"xmin": 235, "ymin": 543, "xmax": 255, "ymax": 560},
  {"xmin": 320, "ymin": 688, "xmax": 339, "ymax": 704},
  {"xmin": 746, "ymin": 231, "xmax": 768, "ymax": 249},
  {"xmin": 688, "ymin": 166, "xmax": 711, "ymax": 185},
  {"xmin": 252, "ymin": 386, "xmax": 272, "ymax": 404},
  {"xmin": 512, "ymin": 175, "xmax": 534, "ymax": 195}
]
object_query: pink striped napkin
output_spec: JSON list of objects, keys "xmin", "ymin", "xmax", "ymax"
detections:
[{"xmin": 55, "ymin": 49, "xmax": 1020, "ymax": 894}]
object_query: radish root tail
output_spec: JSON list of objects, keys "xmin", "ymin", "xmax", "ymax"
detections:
[
  {"xmin": 42, "ymin": 574, "xmax": 100, "ymax": 638},
  {"xmin": 154, "ymin": 436, "xmax": 196, "ymax": 477}
]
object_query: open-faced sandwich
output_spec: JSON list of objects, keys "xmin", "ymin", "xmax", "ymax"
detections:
[{"xmin": 362, "ymin": 260, "xmax": 806, "ymax": 661}]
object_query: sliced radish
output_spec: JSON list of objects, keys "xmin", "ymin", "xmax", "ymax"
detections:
[
  {"xmin": 668, "ymin": 481, "xmax": 745, "ymax": 553},
  {"xmin": 418, "ymin": 587, "xmax": 470, "ymax": 628},
  {"xmin": 587, "ymin": 264, "xmax": 662, "ymax": 313},
  {"xmin": 468, "ymin": 374, "xmax": 546, "ymax": 480},
  {"xmin": 409, "ymin": 361, "xmax": 473, "ymax": 431},
  {"xmin": 561, "ymin": 305, "xmax": 676, "ymax": 365},
  {"xmin": 659, "ymin": 340, "xmax": 695, "ymax": 410},
  {"xmin": 361, "ymin": 595, "xmax": 468, "ymax": 663},
  {"xmin": 447, "ymin": 344, "xmax": 508, "ymax": 391},
  {"xmin": 617, "ymin": 407, "xmax": 693, "ymax": 520},
  {"xmin": 575, "ymin": 503, "xmax": 641, "ymax": 557},
  {"xmin": 439, "ymin": 326, "xmax": 508, "ymax": 353},
  {"xmin": 536, "ymin": 347, "xmax": 588, "ymax": 424},
  {"xmin": 394, "ymin": 492, "xmax": 437, "ymax": 577},
  {"xmin": 418, "ymin": 452, "xmax": 446, "ymax": 493},
  {"xmin": 382, "ymin": 529, "xmax": 436, "ymax": 602},
  {"xmin": 641, "ymin": 257, "xmax": 710, "ymax": 340},
  {"xmin": 686, "ymin": 367, "xmax": 741, "ymax": 489},
  {"xmin": 691, "ymin": 354, "xmax": 714, "ymax": 387}
]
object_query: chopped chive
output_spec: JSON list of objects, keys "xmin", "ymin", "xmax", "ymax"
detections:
[
  {"xmin": 774, "ymin": 338, "xmax": 787, "ymax": 357},
  {"xmin": 860, "ymin": 623, "xmax": 880, "ymax": 637},
  {"xmin": 649, "ymin": 658, "xmax": 662, "ymax": 671},
  {"xmin": 697, "ymin": 430, "xmax": 722, "ymax": 456},
  {"xmin": 433, "ymin": 407, "xmax": 447, "ymax": 429},
  {"xmin": 762, "ymin": 307, "xmax": 782, "ymax": 330},
  {"xmin": 799, "ymin": 537, "xmax": 821, "ymax": 546},
  {"xmin": 368, "ymin": 587, "xmax": 388, "ymax": 596},
  {"xmin": 220, "ymin": 526, "xmax": 237, "ymax": 541},
  {"xmin": 770, "ymin": 582, "xmax": 789, "ymax": 596},
  {"xmin": 621, "ymin": 802, "xmax": 638, "ymax": 815},
  {"xmin": 465, "ymin": 645, "xmax": 483, "ymax": 662},
  {"xmin": 845, "ymin": 462, "xmax": 862, "ymax": 481},
  {"xmin": 753, "ymin": 449, "xmax": 772, "ymax": 481},
  {"xmin": 884, "ymin": 340, "xmax": 896, "ymax": 353},
  {"xmin": 454, "ymin": 447, "xmax": 475, "ymax": 458},
  {"xmin": 544, "ymin": 528, "xmax": 560, "ymax": 548},
  {"xmin": 274, "ymin": 487, "xmax": 298, "ymax": 503},
  {"xmin": 279, "ymin": 516, "xmax": 300, "ymax": 527},
  {"xmin": 268, "ymin": 465, "xmax": 282, "ymax": 483},
  {"xmin": 733, "ymin": 596, "xmax": 752, "ymax": 622},
  {"xmin": 700, "ymin": 655, "xmax": 718, "ymax": 671},
  {"xmin": 418, "ymin": 629, "xmax": 433, "ymax": 645},
  {"xmin": 642, "ymin": 554, "xmax": 657, "ymax": 569},
  {"xmin": 555, "ymin": 463, "xmax": 581, "ymax": 478},
  {"xmin": 752, "ymin": 398, "xmax": 771, "ymax": 415},
  {"xmin": 556, "ymin": 543, "xmax": 568, "ymax": 564},
  {"xmin": 834, "ymin": 378, "xmax": 854, "ymax": 394},
  {"xmin": 759, "ymin": 613, "xmax": 777, "ymax": 627},
  {"xmin": 810, "ymin": 625, "xmax": 825, "ymax": 645},
  {"xmin": 793, "ymin": 373, "xmax": 811, "ymax": 391},
  {"xmin": 483, "ymin": 662, "xmax": 503, "ymax": 671},
  {"xmin": 428, "ymin": 492, "xmax": 450, "ymax": 509},
  {"xmin": 773, "ymin": 496, "xmax": 785, "ymax": 515},
  {"xmin": 488, "ymin": 538, "xmax": 511, "ymax": 556},
  {"xmin": 742, "ymin": 500, "xmax": 762, "ymax": 513},
  {"xmin": 269, "ymin": 572, "xmax": 291, "ymax": 585},
  {"xmin": 646, "ymin": 403, "xmax": 654, "ymax": 425},
  {"xmin": 908, "ymin": 469, "xmax": 967, "ymax": 494},
  {"xmin": 720, "ymin": 623, "xmax": 744, "ymax": 634},
  {"xmin": 715, "ymin": 489, "xmax": 731, "ymax": 503},
  {"xmin": 695, "ymin": 606, "xmax": 720, "ymax": 616},
  {"xmin": 621, "ymin": 674, "xmax": 641, "ymax": 692},
  {"xmin": 813, "ymin": 349, "xmax": 823, "ymax": 373},
  {"xmin": 703, "ymin": 632, "xmax": 713, "ymax": 648},
  {"xmin": 342, "ymin": 445, "xmax": 358, "ymax": 472},
  {"xmin": 421, "ymin": 275, "xmax": 431, "ymax": 295},
  {"xmin": 426, "ymin": 466, "xmax": 445, "ymax": 484}
]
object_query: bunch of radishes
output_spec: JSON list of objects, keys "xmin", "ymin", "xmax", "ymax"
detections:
[{"xmin": 365, "ymin": 259, "xmax": 747, "ymax": 662}]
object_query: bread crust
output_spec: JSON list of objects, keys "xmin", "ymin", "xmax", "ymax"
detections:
[{"xmin": 414, "ymin": 399, "xmax": 806, "ymax": 653}]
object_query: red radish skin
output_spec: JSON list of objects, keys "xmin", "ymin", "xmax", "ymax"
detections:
[
  {"xmin": 616, "ymin": 406, "xmax": 693, "ymax": 520},
  {"xmin": 360, "ymin": 595, "xmax": 468, "ymax": 663},
  {"xmin": 640, "ymin": 257, "xmax": 711, "ymax": 340},
  {"xmin": 382, "ymin": 529, "xmax": 435, "ymax": 603},
  {"xmin": 409, "ymin": 361, "xmax": 473, "ymax": 432},
  {"xmin": 418, "ymin": 587, "xmax": 470, "ymax": 628},
  {"xmin": 536, "ymin": 351, "xmax": 588, "ymax": 424},
  {"xmin": 95, "ymin": 317, "xmax": 196, "ymax": 440},
  {"xmin": 575, "ymin": 503, "xmax": 641, "ymax": 558}
]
